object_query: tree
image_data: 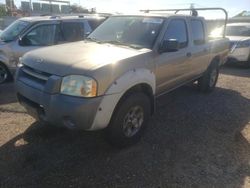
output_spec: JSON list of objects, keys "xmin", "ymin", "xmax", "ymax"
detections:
[
  {"xmin": 70, "ymin": 4, "xmax": 89, "ymax": 13},
  {"xmin": 234, "ymin": 10, "xmax": 249, "ymax": 17},
  {"xmin": 0, "ymin": 5, "xmax": 7, "ymax": 17}
]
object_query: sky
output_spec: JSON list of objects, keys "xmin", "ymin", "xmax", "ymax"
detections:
[
  {"xmin": 72, "ymin": 0, "xmax": 249, "ymax": 17},
  {"xmin": 1, "ymin": 0, "xmax": 250, "ymax": 18}
]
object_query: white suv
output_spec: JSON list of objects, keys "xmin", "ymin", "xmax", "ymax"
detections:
[{"xmin": 226, "ymin": 23, "xmax": 250, "ymax": 67}]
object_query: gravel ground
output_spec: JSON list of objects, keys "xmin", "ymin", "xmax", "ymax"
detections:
[{"xmin": 0, "ymin": 66, "xmax": 249, "ymax": 188}]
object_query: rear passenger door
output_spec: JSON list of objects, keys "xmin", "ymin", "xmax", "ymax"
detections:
[
  {"xmin": 155, "ymin": 18, "xmax": 191, "ymax": 95},
  {"xmin": 60, "ymin": 21, "xmax": 85, "ymax": 43},
  {"xmin": 188, "ymin": 19, "xmax": 211, "ymax": 76}
]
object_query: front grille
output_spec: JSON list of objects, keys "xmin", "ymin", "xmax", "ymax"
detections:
[{"xmin": 21, "ymin": 65, "xmax": 51, "ymax": 85}]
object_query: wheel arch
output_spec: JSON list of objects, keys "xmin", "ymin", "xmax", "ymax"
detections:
[
  {"xmin": 210, "ymin": 55, "xmax": 221, "ymax": 67},
  {"xmin": 89, "ymin": 68, "xmax": 156, "ymax": 130}
]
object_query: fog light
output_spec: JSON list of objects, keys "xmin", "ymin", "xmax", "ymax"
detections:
[{"xmin": 63, "ymin": 117, "xmax": 76, "ymax": 129}]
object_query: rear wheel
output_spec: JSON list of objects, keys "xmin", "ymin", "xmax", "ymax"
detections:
[
  {"xmin": 0, "ymin": 63, "xmax": 11, "ymax": 84},
  {"xmin": 198, "ymin": 62, "xmax": 219, "ymax": 93},
  {"xmin": 105, "ymin": 92, "xmax": 150, "ymax": 148}
]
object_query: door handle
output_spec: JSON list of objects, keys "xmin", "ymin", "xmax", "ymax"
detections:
[{"xmin": 186, "ymin": 52, "xmax": 192, "ymax": 57}]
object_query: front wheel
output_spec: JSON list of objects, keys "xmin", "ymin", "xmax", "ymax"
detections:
[
  {"xmin": 105, "ymin": 92, "xmax": 151, "ymax": 148},
  {"xmin": 198, "ymin": 63, "xmax": 219, "ymax": 93}
]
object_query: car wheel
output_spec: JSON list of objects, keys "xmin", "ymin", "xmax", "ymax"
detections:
[
  {"xmin": 198, "ymin": 62, "xmax": 219, "ymax": 93},
  {"xmin": 0, "ymin": 63, "xmax": 11, "ymax": 84},
  {"xmin": 105, "ymin": 92, "xmax": 150, "ymax": 148}
]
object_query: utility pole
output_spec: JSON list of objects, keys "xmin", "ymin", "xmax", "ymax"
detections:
[{"xmin": 29, "ymin": 0, "xmax": 32, "ymax": 15}]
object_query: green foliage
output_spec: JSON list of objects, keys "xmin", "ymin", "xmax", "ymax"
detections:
[
  {"xmin": 0, "ymin": 5, "xmax": 7, "ymax": 17},
  {"xmin": 70, "ymin": 4, "xmax": 89, "ymax": 13},
  {"xmin": 234, "ymin": 10, "xmax": 250, "ymax": 17}
]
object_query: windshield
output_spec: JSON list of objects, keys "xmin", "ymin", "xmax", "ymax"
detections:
[
  {"xmin": 0, "ymin": 20, "xmax": 30, "ymax": 42},
  {"xmin": 226, "ymin": 25, "xmax": 250, "ymax": 36},
  {"xmin": 88, "ymin": 16, "xmax": 164, "ymax": 49}
]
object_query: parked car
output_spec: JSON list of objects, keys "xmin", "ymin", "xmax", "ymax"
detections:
[
  {"xmin": 0, "ymin": 14, "xmax": 107, "ymax": 84},
  {"xmin": 15, "ymin": 8, "xmax": 229, "ymax": 147},
  {"xmin": 226, "ymin": 23, "xmax": 250, "ymax": 67}
]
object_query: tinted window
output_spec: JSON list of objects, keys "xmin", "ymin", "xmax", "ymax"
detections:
[
  {"xmin": 88, "ymin": 19, "xmax": 105, "ymax": 30},
  {"xmin": 226, "ymin": 25, "xmax": 250, "ymax": 36},
  {"xmin": 22, "ymin": 24, "xmax": 57, "ymax": 46},
  {"xmin": 164, "ymin": 19, "xmax": 188, "ymax": 48},
  {"xmin": 191, "ymin": 20, "xmax": 205, "ymax": 45},
  {"xmin": 62, "ymin": 22, "xmax": 84, "ymax": 42}
]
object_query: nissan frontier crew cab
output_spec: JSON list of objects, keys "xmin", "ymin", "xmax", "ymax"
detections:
[{"xmin": 16, "ymin": 8, "xmax": 229, "ymax": 147}]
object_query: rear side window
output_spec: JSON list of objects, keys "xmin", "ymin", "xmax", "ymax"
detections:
[
  {"xmin": 88, "ymin": 19, "xmax": 105, "ymax": 30},
  {"xmin": 61, "ymin": 22, "xmax": 84, "ymax": 42},
  {"xmin": 164, "ymin": 19, "xmax": 188, "ymax": 49},
  {"xmin": 191, "ymin": 20, "xmax": 205, "ymax": 45}
]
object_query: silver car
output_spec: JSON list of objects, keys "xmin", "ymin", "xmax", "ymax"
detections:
[{"xmin": 0, "ymin": 15, "xmax": 106, "ymax": 83}]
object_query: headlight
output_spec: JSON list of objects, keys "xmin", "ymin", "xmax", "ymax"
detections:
[
  {"xmin": 236, "ymin": 40, "xmax": 250, "ymax": 48},
  {"xmin": 17, "ymin": 57, "xmax": 23, "ymax": 67},
  {"xmin": 60, "ymin": 75, "xmax": 97, "ymax": 97}
]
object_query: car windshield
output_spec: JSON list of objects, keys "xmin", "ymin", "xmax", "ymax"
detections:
[
  {"xmin": 88, "ymin": 16, "xmax": 164, "ymax": 49},
  {"xmin": 226, "ymin": 25, "xmax": 250, "ymax": 36},
  {"xmin": 0, "ymin": 20, "xmax": 29, "ymax": 42}
]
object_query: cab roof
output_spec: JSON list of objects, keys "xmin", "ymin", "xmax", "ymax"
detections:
[{"xmin": 19, "ymin": 14, "xmax": 106, "ymax": 22}]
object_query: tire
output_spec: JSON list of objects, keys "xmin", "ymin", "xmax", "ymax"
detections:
[
  {"xmin": 0, "ymin": 63, "xmax": 12, "ymax": 84},
  {"xmin": 198, "ymin": 62, "xmax": 219, "ymax": 93},
  {"xmin": 105, "ymin": 92, "xmax": 151, "ymax": 148}
]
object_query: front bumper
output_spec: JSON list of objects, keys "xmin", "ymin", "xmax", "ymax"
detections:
[
  {"xmin": 228, "ymin": 47, "xmax": 250, "ymax": 62},
  {"xmin": 16, "ymin": 80, "xmax": 103, "ymax": 130}
]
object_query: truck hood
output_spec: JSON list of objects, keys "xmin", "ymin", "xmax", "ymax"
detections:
[{"xmin": 22, "ymin": 41, "xmax": 149, "ymax": 76}]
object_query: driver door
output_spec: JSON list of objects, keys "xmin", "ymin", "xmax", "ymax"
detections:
[{"xmin": 155, "ymin": 18, "xmax": 191, "ymax": 95}]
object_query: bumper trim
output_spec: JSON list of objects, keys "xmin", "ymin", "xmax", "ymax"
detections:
[{"xmin": 16, "ymin": 80, "xmax": 103, "ymax": 130}]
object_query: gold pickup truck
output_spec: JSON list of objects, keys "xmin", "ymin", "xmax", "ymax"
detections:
[{"xmin": 15, "ymin": 8, "xmax": 230, "ymax": 147}]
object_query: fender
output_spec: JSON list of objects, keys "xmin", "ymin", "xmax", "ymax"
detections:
[
  {"xmin": 0, "ymin": 53, "xmax": 9, "ymax": 66},
  {"xmin": 89, "ymin": 68, "xmax": 156, "ymax": 130}
]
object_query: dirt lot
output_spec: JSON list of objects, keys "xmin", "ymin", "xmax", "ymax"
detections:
[{"xmin": 0, "ymin": 66, "xmax": 249, "ymax": 188}]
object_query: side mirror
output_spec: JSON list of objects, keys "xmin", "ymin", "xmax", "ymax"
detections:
[
  {"xmin": 159, "ymin": 39, "xmax": 180, "ymax": 53},
  {"xmin": 18, "ymin": 37, "xmax": 24, "ymax": 46},
  {"xmin": 18, "ymin": 36, "xmax": 31, "ymax": 46}
]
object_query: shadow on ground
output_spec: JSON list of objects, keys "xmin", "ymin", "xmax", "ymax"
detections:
[
  {"xmin": 0, "ymin": 82, "xmax": 17, "ymax": 105},
  {"xmin": 221, "ymin": 65, "xmax": 250, "ymax": 78},
  {"xmin": 0, "ymin": 86, "xmax": 250, "ymax": 188}
]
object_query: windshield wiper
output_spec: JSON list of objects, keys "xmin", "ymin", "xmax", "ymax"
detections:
[
  {"xmin": 103, "ymin": 40, "xmax": 143, "ymax": 49},
  {"xmin": 86, "ymin": 37, "xmax": 103, "ymax": 44}
]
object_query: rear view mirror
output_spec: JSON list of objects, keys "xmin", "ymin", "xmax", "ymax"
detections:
[{"xmin": 159, "ymin": 39, "xmax": 180, "ymax": 53}]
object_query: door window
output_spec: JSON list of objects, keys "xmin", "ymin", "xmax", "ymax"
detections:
[
  {"xmin": 191, "ymin": 20, "xmax": 205, "ymax": 45},
  {"xmin": 22, "ymin": 24, "xmax": 57, "ymax": 46},
  {"xmin": 61, "ymin": 22, "xmax": 84, "ymax": 42},
  {"xmin": 164, "ymin": 19, "xmax": 188, "ymax": 49}
]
